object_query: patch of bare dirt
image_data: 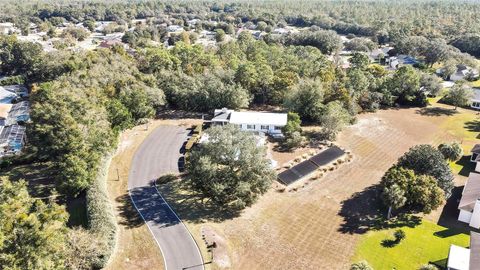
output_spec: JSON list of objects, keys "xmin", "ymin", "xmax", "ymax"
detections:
[{"xmin": 201, "ymin": 226, "xmax": 231, "ymax": 269}]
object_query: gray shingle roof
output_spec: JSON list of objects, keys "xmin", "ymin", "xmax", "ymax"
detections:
[
  {"xmin": 459, "ymin": 172, "xmax": 480, "ymax": 212},
  {"xmin": 470, "ymin": 232, "xmax": 480, "ymax": 270}
]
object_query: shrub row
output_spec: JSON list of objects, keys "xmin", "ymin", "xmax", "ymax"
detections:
[{"xmin": 85, "ymin": 154, "xmax": 118, "ymax": 269}]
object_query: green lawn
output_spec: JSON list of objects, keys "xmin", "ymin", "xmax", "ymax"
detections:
[
  {"xmin": 352, "ymin": 220, "xmax": 469, "ymax": 270},
  {"xmin": 469, "ymin": 80, "xmax": 480, "ymax": 88}
]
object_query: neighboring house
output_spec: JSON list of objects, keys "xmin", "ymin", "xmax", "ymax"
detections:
[
  {"xmin": 251, "ymin": 31, "xmax": 263, "ymax": 40},
  {"xmin": 471, "ymin": 88, "xmax": 480, "ymax": 110},
  {"xmin": 200, "ymin": 30, "xmax": 216, "ymax": 40},
  {"xmin": 437, "ymin": 65, "xmax": 480, "ymax": 82},
  {"xmin": 369, "ymin": 46, "xmax": 393, "ymax": 62},
  {"xmin": 166, "ymin": 25, "xmax": 184, "ymax": 33},
  {"xmin": 211, "ymin": 108, "xmax": 287, "ymax": 135},
  {"xmin": 451, "ymin": 65, "xmax": 479, "ymax": 81},
  {"xmin": 0, "ymin": 124, "xmax": 26, "ymax": 156},
  {"xmin": 386, "ymin": 55, "xmax": 418, "ymax": 69},
  {"xmin": 272, "ymin": 28, "xmax": 290, "ymax": 35},
  {"xmin": 0, "ymin": 22, "xmax": 15, "ymax": 35},
  {"xmin": 447, "ymin": 231, "xmax": 480, "ymax": 270},
  {"xmin": 457, "ymin": 171, "xmax": 480, "ymax": 229},
  {"xmin": 187, "ymin": 19, "xmax": 200, "ymax": 27}
]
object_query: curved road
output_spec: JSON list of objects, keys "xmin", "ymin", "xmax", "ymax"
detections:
[{"xmin": 128, "ymin": 125, "xmax": 204, "ymax": 270}]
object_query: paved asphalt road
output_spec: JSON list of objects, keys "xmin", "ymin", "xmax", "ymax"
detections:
[{"xmin": 128, "ymin": 125, "xmax": 204, "ymax": 270}]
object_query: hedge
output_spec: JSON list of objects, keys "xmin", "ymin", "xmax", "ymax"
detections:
[
  {"xmin": 0, "ymin": 75, "xmax": 25, "ymax": 86},
  {"xmin": 86, "ymin": 154, "xmax": 118, "ymax": 269}
]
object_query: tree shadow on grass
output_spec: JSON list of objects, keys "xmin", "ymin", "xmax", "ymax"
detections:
[
  {"xmin": 116, "ymin": 193, "xmax": 145, "ymax": 229},
  {"xmin": 464, "ymin": 119, "xmax": 480, "ymax": 133},
  {"xmin": 381, "ymin": 238, "xmax": 399, "ymax": 248},
  {"xmin": 156, "ymin": 179, "xmax": 241, "ymax": 224},
  {"xmin": 415, "ymin": 107, "xmax": 458, "ymax": 117},
  {"xmin": 338, "ymin": 184, "xmax": 421, "ymax": 234}
]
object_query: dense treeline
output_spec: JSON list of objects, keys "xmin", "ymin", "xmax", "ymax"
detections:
[
  {"xmin": 1, "ymin": 0, "xmax": 480, "ymax": 52},
  {"xmin": 0, "ymin": 35, "xmax": 162, "ymax": 269}
]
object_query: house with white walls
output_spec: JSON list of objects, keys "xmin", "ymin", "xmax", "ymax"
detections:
[
  {"xmin": 458, "ymin": 172, "xmax": 480, "ymax": 229},
  {"xmin": 447, "ymin": 232, "xmax": 480, "ymax": 270},
  {"xmin": 211, "ymin": 108, "xmax": 287, "ymax": 136}
]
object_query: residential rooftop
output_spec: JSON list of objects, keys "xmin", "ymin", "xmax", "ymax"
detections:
[{"xmin": 459, "ymin": 172, "xmax": 480, "ymax": 212}]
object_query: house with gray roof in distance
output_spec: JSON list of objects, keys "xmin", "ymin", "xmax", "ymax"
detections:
[
  {"xmin": 457, "ymin": 172, "xmax": 480, "ymax": 229},
  {"xmin": 437, "ymin": 65, "xmax": 479, "ymax": 82},
  {"xmin": 447, "ymin": 231, "xmax": 480, "ymax": 270}
]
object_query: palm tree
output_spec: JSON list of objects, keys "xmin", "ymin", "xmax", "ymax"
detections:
[{"xmin": 382, "ymin": 184, "xmax": 406, "ymax": 219}]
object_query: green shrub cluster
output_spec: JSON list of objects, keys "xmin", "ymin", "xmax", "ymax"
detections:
[{"xmin": 85, "ymin": 155, "xmax": 118, "ymax": 269}]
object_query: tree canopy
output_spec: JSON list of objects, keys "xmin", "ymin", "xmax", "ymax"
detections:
[
  {"xmin": 186, "ymin": 125, "xmax": 276, "ymax": 209},
  {"xmin": 0, "ymin": 179, "xmax": 68, "ymax": 269},
  {"xmin": 397, "ymin": 145, "xmax": 454, "ymax": 198}
]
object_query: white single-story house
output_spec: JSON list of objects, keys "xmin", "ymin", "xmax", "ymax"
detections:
[
  {"xmin": 470, "ymin": 88, "xmax": 480, "ymax": 110},
  {"xmin": 458, "ymin": 171, "xmax": 480, "ymax": 229},
  {"xmin": 211, "ymin": 108, "xmax": 287, "ymax": 135},
  {"xmin": 447, "ymin": 231, "xmax": 480, "ymax": 270}
]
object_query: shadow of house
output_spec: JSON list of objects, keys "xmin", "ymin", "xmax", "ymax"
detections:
[
  {"xmin": 429, "ymin": 258, "xmax": 448, "ymax": 270},
  {"xmin": 437, "ymin": 186, "xmax": 478, "ymax": 235},
  {"xmin": 338, "ymin": 185, "xmax": 422, "ymax": 234},
  {"xmin": 415, "ymin": 107, "xmax": 458, "ymax": 117},
  {"xmin": 455, "ymin": 155, "xmax": 476, "ymax": 177}
]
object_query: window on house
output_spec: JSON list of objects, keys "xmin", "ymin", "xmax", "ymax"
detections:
[
  {"xmin": 247, "ymin": 124, "xmax": 255, "ymax": 130},
  {"xmin": 260, "ymin": 125, "xmax": 269, "ymax": 130},
  {"xmin": 274, "ymin": 126, "xmax": 282, "ymax": 130}
]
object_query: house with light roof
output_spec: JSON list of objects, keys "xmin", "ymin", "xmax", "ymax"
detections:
[{"xmin": 211, "ymin": 108, "xmax": 287, "ymax": 136}]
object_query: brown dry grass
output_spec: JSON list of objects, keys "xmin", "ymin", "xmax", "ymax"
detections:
[
  {"xmin": 108, "ymin": 104, "xmax": 480, "ymax": 270},
  {"xmin": 105, "ymin": 118, "xmax": 201, "ymax": 270},
  {"xmin": 160, "ymin": 106, "xmax": 477, "ymax": 270}
]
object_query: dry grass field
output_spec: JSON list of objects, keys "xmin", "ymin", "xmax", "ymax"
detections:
[{"xmin": 107, "ymin": 104, "xmax": 480, "ymax": 270}]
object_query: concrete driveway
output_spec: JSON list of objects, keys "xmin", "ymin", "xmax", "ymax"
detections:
[{"xmin": 128, "ymin": 125, "xmax": 204, "ymax": 270}]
